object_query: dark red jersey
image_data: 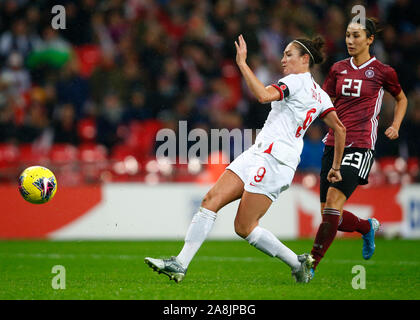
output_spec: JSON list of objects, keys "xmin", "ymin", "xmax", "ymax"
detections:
[{"xmin": 322, "ymin": 56, "xmax": 402, "ymax": 150}]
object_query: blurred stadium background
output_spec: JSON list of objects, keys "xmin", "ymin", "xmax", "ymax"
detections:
[{"xmin": 0, "ymin": 0, "xmax": 419, "ymax": 241}]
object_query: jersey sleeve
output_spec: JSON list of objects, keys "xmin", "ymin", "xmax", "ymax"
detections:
[
  {"xmin": 322, "ymin": 64, "xmax": 337, "ymax": 98},
  {"xmin": 319, "ymin": 93, "xmax": 336, "ymax": 119},
  {"xmin": 270, "ymin": 74, "xmax": 303, "ymax": 100},
  {"xmin": 383, "ymin": 66, "xmax": 402, "ymax": 97}
]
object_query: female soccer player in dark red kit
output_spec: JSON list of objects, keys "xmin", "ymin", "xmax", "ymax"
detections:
[{"xmin": 310, "ymin": 18, "xmax": 408, "ymax": 274}]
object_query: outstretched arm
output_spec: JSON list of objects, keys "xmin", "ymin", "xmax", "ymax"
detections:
[
  {"xmin": 385, "ymin": 90, "xmax": 407, "ymax": 140},
  {"xmin": 322, "ymin": 110, "xmax": 346, "ymax": 183},
  {"xmin": 235, "ymin": 34, "xmax": 280, "ymax": 104}
]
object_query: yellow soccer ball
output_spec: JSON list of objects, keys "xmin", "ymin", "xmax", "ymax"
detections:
[{"xmin": 18, "ymin": 166, "xmax": 58, "ymax": 204}]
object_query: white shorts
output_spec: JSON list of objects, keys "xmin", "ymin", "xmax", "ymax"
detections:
[{"xmin": 226, "ymin": 147, "xmax": 295, "ymax": 202}]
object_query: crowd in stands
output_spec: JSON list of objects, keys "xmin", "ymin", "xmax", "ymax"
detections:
[{"xmin": 0, "ymin": 0, "xmax": 419, "ymax": 184}]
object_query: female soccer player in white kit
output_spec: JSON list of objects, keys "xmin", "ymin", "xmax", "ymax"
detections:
[{"xmin": 145, "ymin": 35, "xmax": 346, "ymax": 283}]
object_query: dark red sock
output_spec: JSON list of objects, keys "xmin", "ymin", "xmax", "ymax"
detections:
[
  {"xmin": 337, "ymin": 210, "xmax": 371, "ymax": 235},
  {"xmin": 311, "ymin": 208, "xmax": 340, "ymax": 270}
]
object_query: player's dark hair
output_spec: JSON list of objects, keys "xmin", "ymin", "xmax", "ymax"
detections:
[
  {"xmin": 348, "ymin": 17, "xmax": 381, "ymax": 40},
  {"xmin": 293, "ymin": 36, "xmax": 325, "ymax": 67},
  {"xmin": 365, "ymin": 17, "xmax": 379, "ymax": 38}
]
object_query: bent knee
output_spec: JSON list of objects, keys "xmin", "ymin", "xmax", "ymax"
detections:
[
  {"xmin": 234, "ymin": 218, "xmax": 255, "ymax": 239},
  {"xmin": 201, "ymin": 191, "xmax": 224, "ymax": 213},
  {"xmin": 325, "ymin": 187, "xmax": 346, "ymax": 208}
]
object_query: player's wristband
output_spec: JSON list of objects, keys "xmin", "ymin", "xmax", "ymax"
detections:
[{"xmin": 332, "ymin": 167, "xmax": 340, "ymax": 171}]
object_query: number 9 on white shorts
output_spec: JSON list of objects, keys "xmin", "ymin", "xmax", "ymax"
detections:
[{"xmin": 226, "ymin": 148, "xmax": 295, "ymax": 202}]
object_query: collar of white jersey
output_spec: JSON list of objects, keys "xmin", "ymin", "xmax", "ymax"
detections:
[
  {"xmin": 293, "ymin": 71, "xmax": 312, "ymax": 78},
  {"xmin": 350, "ymin": 56, "xmax": 376, "ymax": 70}
]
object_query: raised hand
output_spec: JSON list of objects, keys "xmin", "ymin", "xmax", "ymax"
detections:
[{"xmin": 235, "ymin": 34, "xmax": 247, "ymax": 66}]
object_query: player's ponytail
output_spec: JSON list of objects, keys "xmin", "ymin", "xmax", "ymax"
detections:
[
  {"xmin": 365, "ymin": 17, "xmax": 379, "ymax": 38},
  {"xmin": 293, "ymin": 35, "xmax": 325, "ymax": 67}
]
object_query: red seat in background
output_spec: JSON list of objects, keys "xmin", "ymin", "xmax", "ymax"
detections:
[
  {"xmin": 78, "ymin": 143, "xmax": 107, "ymax": 163},
  {"xmin": 110, "ymin": 144, "xmax": 138, "ymax": 161},
  {"xmin": 77, "ymin": 118, "xmax": 97, "ymax": 143},
  {"xmin": 78, "ymin": 143, "xmax": 108, "ymax": 183},
  {"xmin": 49, "ymin": 144, "xmax": 79, "ymax": 164},
  {"xmin": 0, "ymin": 143, "xmax": 19, "ymax": 169},
  {"xmin": 125, "ymin": 120, "xmax": 163, "ymax": 159},
  {"xmin": 109, "ymin": 144, "xmax": 143, "ymax": 180},
  {"xmin": 377, "ymin": 157, "xmax": 398, "ymax": 173},
  {"xmin": 74, "ymin": 45, "xmax": 102, "ymax": 78},
  {"xmin": 407, "ymin": 157, "xmax": 419, "ymax": 176},
  {"xmin": 48, "ymin": 144, "xmax": 81, "ymax": 185},
  {"xmin": 18, "ymin": 144, "xmax": 49, "ymax": 166}
]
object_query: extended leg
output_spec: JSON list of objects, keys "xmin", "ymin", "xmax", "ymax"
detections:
[
  {"xmin": 235, "ymin": 191, "xmax": 313, "ymax": 283},
  {"xmin": 145, "ymin": 169, "xmax": 244, "ymax": 282}
]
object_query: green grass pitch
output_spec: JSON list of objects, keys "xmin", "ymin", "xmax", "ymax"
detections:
[{"xmin": 0, "ymin": 239, "xmax": 419, "ymax": 300}]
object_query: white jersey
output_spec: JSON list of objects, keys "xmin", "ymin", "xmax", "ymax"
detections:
[{"xmin": 253, "ymin": 72, "xmax": 335, "ymax": 170}]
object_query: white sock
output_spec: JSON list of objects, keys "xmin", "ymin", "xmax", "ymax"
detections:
[
  {"xmin": 246, "ymin": 226, "xmax": 300, "ymax": 271},
  {"xmin": 176, "ymin": 207, "xmax": 217, "ymax": 269}
]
